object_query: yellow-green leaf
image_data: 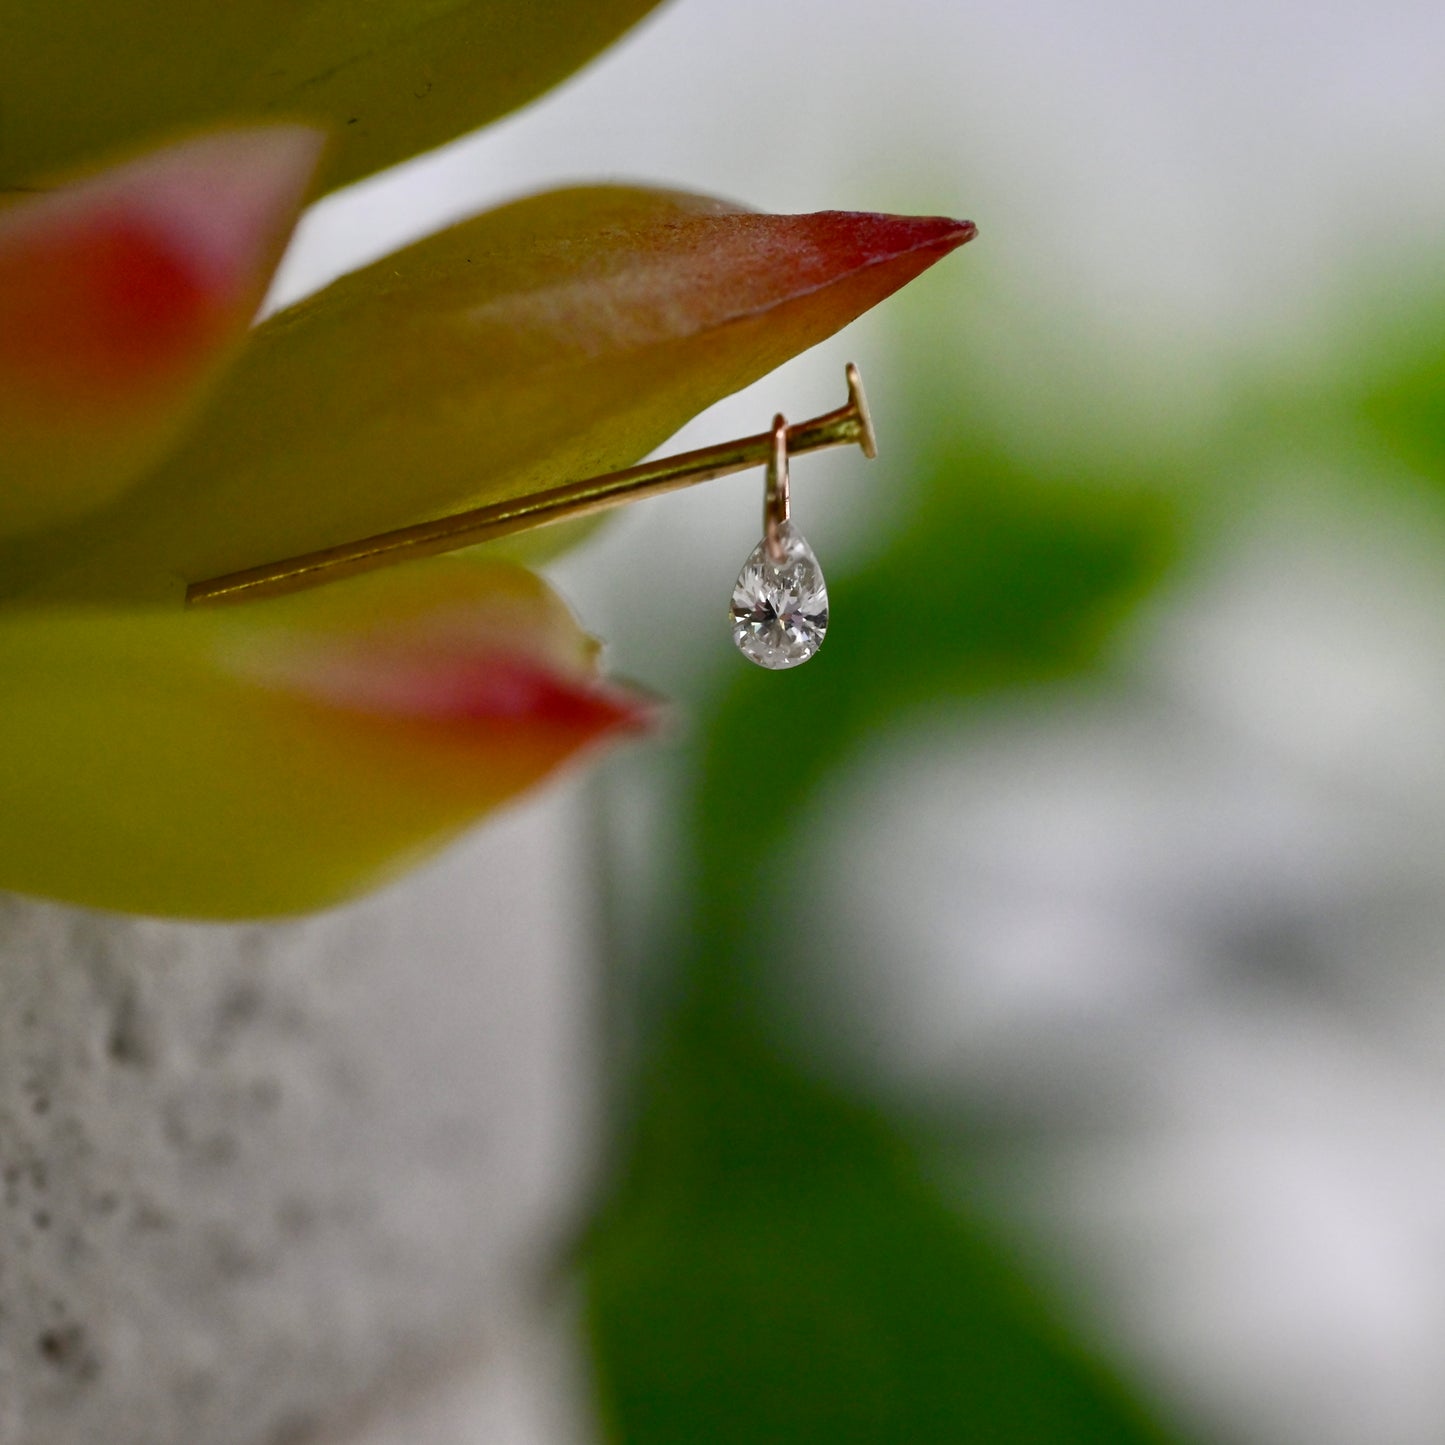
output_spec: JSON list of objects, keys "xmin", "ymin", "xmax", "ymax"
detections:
[
  {"xmin": 0, "ymin": 561, "xmax": 650, "ymax": 918},
  {"xmin": 10, "ymin": 188, "xmax": 974, "ymax": 605},
  {"xmin": 0, "ymin": 0, "xmax": 666, "ymax": 195},
  {"xmin": 0, "ymin": 127, "xmax": 321, "ymax": 540}
]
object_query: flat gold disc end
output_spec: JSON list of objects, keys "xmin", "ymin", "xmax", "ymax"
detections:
[{"xmin": 846, "ymin": 362, "xmax": 879, "ymax": 459}]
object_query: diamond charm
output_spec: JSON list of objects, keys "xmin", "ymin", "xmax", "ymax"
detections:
[{"xmin": 730, "ymin": 519, "xmax": 829, "ymax": 669}]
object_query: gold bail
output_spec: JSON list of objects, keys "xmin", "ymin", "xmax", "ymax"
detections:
[{"xmin": 763, "ymin": 413, "xmax": 791, "ymax": 562}]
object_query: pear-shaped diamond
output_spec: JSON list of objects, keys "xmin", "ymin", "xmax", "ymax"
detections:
[{"xmin": 730, "ymin": 520, "xmax": 829, "ymax": 669}]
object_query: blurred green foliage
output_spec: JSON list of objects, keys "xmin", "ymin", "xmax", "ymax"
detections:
[
  {"xmin": 1353, "ymin": 294, "xmax": 1445, "ymax": 483},
  {"xmin": 589, "ymin": 1020, "xmax": 1183, "ymax": 1445}
]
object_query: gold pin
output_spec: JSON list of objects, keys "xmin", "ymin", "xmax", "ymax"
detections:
[{"xmin": 186, "ymin": 363, "xmax": 877, "ymax": 609}]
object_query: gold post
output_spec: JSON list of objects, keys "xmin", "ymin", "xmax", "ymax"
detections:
[{"xmin": 185, "ymin": 363, "xmax": 877, "ymax": 608}]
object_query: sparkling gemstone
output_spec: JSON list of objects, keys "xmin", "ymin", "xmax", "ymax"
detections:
[{"xmin": 729, "ymin": 520, "xmax": 829, "ymax": 669}]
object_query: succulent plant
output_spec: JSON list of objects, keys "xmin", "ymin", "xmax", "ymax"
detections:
[{"xmin": 0, "ymin": 0, "xmax": 972, "ymax": 918}]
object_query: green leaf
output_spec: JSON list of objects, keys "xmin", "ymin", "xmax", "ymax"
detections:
[
  {"xmin": 8, "ymin": 189, "xmax": 974, "ymax": 606},
  {"xmin": 0, "ymin": 0, "xmax": 667, "ymax": 194},
  {"xmin": 0, "ymin": 560, "xmax": 650, "ymax": 918}
]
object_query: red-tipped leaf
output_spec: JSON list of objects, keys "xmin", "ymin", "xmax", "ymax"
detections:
[
  {"xmin": 0, "ymin": 127, "xmax": 322, "ymax": 538},
  {"xmin": 9, "ymin": 187, "xmax": 975, "ymax": 604}
]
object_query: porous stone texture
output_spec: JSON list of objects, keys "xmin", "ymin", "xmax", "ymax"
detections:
[{"xmin": 0, "ymin": 789, "xmax": 598, "ymax": 1445}]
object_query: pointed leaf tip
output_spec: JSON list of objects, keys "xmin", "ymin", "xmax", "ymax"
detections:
[
  {"xmin": 946, "ymin": 217, "xmax": 979, "ymax": 246},
  {"xmin": 0, "ymin": 126, "xmax": 323, "ymax": 539},
  {"xmin": 815, "ymin": 211, "xmax": 977, "ymax": 259}
]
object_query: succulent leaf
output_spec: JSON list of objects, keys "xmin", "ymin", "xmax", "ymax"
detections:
[
  {"xmin": 0, "ymin": 561, "xmax": 650, "ymax": 918},
  {"xmin": 0, "ymin": 127, "xmax": 323, "ymax": 539},
  {"xmin": 10, "ymin": 189, "xmax": 974, "ymax": 604},
  {"xmin": 0, "ymin": 0, "xmax": 667, "ymax": 195}
]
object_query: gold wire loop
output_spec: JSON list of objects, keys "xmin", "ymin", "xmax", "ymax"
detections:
[
  {"xmin": 763, "ymin": 413, "xmax": 791, "ymax": 562},
  {"xmin": 187, "ymin": 363, "xmax": 879, "ymax": 608}
]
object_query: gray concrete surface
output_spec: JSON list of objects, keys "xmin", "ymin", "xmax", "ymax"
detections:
[{"xmin": 0, "ymin": 788, "xmax": 598, "ymax": 1445}]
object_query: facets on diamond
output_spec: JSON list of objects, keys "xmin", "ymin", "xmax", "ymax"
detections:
[{"xmin": 729, "ymin": 520, "xmax": 829, "ymax": 669}]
